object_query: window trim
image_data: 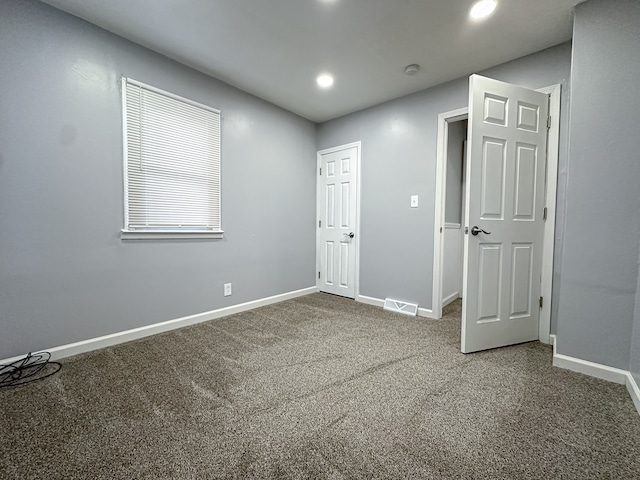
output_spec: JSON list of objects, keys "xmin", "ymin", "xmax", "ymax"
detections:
[
  {"xmin": 120, "ymin": 230, "xmax": 224, "ymax": 240},
  {"xmin": 120, "ymin": 77, "xmax": 223, "ymax": 240}
]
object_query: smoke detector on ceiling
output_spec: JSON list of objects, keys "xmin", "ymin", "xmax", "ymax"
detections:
[{"xmin": 404, "ymin": 64, "xmax": 421, "ymax": 76}]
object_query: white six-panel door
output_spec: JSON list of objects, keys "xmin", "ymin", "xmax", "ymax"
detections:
[
  {"xmin": 317, "ymin": 145, "xmax": 358, "ymax": 298},
  {"xmin": 462, "ymin": 75, "xmax": 549, "ymax": 353}
]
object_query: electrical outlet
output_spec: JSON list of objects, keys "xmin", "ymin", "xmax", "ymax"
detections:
[
  {"xmin": 410, "ymin": 195, "xmax": 419, "ymax": 208},
  {"xmin": 224, "ymin": 283, "xmax": 232, "ymax": 297}
]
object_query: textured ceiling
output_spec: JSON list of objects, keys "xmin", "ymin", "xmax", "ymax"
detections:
[{"xmin": 40, "ymin": 0, "xmax": 581, "ymax": 122}]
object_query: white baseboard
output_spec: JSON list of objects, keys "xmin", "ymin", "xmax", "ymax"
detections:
[
  {"xmin": 552, "ymin": 352, "xmax": 628, "ymax": 384},
  {"xmin": 0, "ymin": 286, "xmax": 317, "ymax": 365},
  {"xmin": 356, "ymin": 294, "xmax": 436, "ymax": 319},
  {"xmin": 442, "ymin": 292, "xmax": 459, "ymax": 308},
  {"xmin": 418, "ymin": 307, "xmax": 436, "ymax": 319},
  {"xmin": 356, "ymin": 294, "xmax": 384, "ymax": 308},
  {"xmin": 626, "ymin": 373, "xmax": 640, "ymax": 415},
  {"xmin": 550, "ymin": 334, "xmax": 639, "ymax": 415}
]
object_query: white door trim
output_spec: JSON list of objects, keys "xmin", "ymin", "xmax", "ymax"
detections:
[
  {"xmin": 432, "ymin": 84, "xmax": 561, "ymax": 344},
  {"xmin": 536, "ymin": 84, "xmax": 561, "ymax": 344},
  {"xmin": 316, "ymin": 141, "xmax": 362, "ymax": 299}
]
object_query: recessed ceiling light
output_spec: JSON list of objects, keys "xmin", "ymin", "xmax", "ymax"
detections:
[
  {"xmin": 470, "ymin": 0, "xmax": 497, "ymax": 20},
  {"xmin": 316, "ymin": 74, "xmax": 334, "ymax": 89}
]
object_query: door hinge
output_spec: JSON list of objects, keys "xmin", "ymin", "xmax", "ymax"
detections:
[
  {"xmin": 539, "ymin": 296, "xmax": 543, "ymax": 309},
  {"xmin": 319, "ymin": 167, "xmax": 322, "ymax": 176},
  {"xmin": 543, "ymin": 207, "xmax": 547, "ymax": 221},
  {"xmin": 319, "ymin": 220, "xmax": 322, "ymax": 228},
  {"xmin": 547, "ymin": 115, "xmax": 551, "ymax": 129},
  {"xmin": 318, "ymin": 271, "xmax": 321, "ymax": 279}
]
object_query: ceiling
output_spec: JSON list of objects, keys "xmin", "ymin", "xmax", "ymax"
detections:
[{"xmin": 40, "ymin": 0, "xmax": 581, "ymax": 123}]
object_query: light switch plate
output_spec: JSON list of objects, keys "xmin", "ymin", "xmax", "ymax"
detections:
[{"xmin": 410, "ymin": 195, "xmax": 419, "ymax": 208}]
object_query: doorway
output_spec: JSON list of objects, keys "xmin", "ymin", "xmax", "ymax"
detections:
[
  {"xmin": 442, "ymin": 119, "xmax": 468, "ymax": 309},
  {"xmin": 432, "ymin": 83, "xmax": 561, "ymax": 346}
]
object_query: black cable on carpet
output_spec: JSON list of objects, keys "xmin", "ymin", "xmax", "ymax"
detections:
[{"xmin": 0, "ymin": 352, "xmax": 62, "ymax": 388}]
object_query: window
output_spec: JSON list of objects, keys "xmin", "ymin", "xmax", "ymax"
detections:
[{"xmin": 121, "ymin": 78, "xmax": 222, "ymax": 239}]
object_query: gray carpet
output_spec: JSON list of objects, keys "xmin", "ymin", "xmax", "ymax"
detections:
[{"xmin": 1, "ymin": 293, "xmax": 639, "ymax": 479}]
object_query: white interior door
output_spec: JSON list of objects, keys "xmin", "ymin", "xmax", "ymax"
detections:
[
  {"xmin": 462, "ymin": 75, "xmax": 548, "ymax": 353},
  {"xmin": 317, "ymin": 145, "xmax": 358, "ymax": 298}
]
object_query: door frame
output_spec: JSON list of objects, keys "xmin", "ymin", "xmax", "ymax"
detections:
[
  {"xmin": 316, "ymin": 141, "xmax": 362, "ymax": 299},
  {"xmin": 432, "ymin": 84, "xmax": 561, "ymax": 344}
]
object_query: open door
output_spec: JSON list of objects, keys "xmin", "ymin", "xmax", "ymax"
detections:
[{"xmin": 461, "ymin": 75, "xmax": 548, "ymax": 353}]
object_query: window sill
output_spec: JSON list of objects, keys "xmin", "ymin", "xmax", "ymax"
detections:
[{"xmin": 121, "ymin": 230, "xmax": 224, "ymax": 240}]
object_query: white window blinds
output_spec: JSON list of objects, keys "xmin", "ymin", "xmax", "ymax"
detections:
[{"xmin": 122, "ymin": 78, "xmax": 221, "ymax": 237}]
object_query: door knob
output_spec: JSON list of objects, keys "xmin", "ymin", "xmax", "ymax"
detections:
[
  {"xmin": 471, "ymin": 226, "xmax": 491, "ymax": 236},
  {"xmin": 343, "ymin": 232, "xmax": 355, "ymax": 239}
]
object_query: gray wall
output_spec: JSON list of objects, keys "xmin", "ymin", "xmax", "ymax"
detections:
[
  {"xmin": 0, "ymin": 0, "xmax": 317, "ymax": 359},
  {"xmin": 555, "ymin": 0, "xmax": 640, "ymax": 370},
  {"xmin": 317, "ymin": 43, "xmax": 571, "ymax": 317},
  {"xmin": 445, "ymin": 120, "xmax": 467, "ymax": 225}
]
